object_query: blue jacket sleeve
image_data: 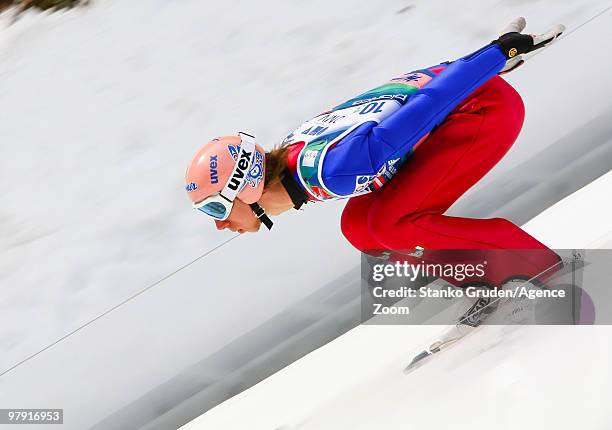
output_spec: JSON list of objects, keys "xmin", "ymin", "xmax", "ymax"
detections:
[{"xmin": 321, "ymin": 44, "xmax": 507, "ymax": 196}]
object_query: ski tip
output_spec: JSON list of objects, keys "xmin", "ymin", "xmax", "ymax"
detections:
[
  {"xmin": 403, "ymin": 361, "xmax": 423, "ymax": 375},
  {"xmin": 403, "ymin": 350, "xmax": 432, "ymax": 374}
]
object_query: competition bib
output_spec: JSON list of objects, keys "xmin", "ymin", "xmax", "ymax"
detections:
[{"xmin": 282, "ymin": 72, "xmax": 434, "ymax": 200}]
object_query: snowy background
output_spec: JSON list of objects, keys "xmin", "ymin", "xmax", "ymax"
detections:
[{"xmin": 1, "ymin": 0, "xmax": 611, "ymax": 429}]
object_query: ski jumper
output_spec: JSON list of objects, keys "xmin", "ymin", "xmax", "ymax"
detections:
[{"xmin": 282, "ymin": 43, "xmax": 561, "ymax": 287}]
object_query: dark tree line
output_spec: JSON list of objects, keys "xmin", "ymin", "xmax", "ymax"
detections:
[{"xmin": 1, "ymin": 0, "xmax": 84, "ymax": 12}]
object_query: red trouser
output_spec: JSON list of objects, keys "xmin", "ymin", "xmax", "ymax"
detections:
[{"xmin": 341, "ymin": 76, "xmax": 561, "ymax": 287}]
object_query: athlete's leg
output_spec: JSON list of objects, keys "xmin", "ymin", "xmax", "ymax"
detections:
[
  {"xmin": 366, "ymin": 76, "xmax": 560, "ymax": 286},
  {"xmin": 341, "ymin": 192, "xmax": 381, "ymax": 251}
]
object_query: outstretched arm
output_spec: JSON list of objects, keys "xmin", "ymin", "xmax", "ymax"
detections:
[
  {"xmin": 320, "ymin": 18, "xmax": 564, "ymax": 197},
  {"xmin": 367, "ymin": 17, "xmax": 565, "ymax": 169},
  {"xmin": 368, "ymin": 44, "xmax": 506, "ymax": 166},
  {"xmin": 371, "ymin": 18, "xmax": 565, "ymax": 170}
]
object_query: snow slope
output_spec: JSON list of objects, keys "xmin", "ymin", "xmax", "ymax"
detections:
[
  {"xmin": 180, "ymin": 172, "xmax": 612, "ymax": 430},
  {"xmin": 1, "ymin": 0, "xmax": 611, "ymax": 429}
]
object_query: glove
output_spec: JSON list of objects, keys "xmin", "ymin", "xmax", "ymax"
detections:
[{"xmin": 493, "ymin": 17, "xmax": 565, "ymax": 74}]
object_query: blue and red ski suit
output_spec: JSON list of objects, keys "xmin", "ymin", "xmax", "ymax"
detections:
[{"xmin": 283, "ymin": 43, "xmax": 561, "ymax": 287}]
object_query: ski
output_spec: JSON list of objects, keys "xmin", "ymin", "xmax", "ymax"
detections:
[{"xmin": 403, "ymin": 251, "xmax": 583, "ymax": 375}]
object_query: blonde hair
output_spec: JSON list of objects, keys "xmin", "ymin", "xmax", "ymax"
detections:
[{"xmin": 264, "ymin": 144, "xmax": 291, "ymax": 189}]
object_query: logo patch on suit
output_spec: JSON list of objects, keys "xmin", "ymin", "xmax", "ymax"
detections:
[{"xmin": 303, "ymin": 150, "xmax": 318, "ymax": 167}]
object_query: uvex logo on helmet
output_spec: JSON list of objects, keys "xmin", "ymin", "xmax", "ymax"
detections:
[
  {"xmin": 209, "ymin": 155, "xmax": 219, "ymax": 184},
  {"xmin": 227, "ymin": 146, "xmax": 252, "ymax": 191}
]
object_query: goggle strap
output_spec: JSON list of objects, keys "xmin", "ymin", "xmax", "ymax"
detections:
[
  {"xmin": 220, "ymin": 133, "xmax": 256, "ymax": 202},
  {"xmin": 218, "ymin": 193, "xmax": 233, "ymax": 203}
]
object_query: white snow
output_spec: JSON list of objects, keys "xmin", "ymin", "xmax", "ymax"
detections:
[{"xmin": 523, "ymin": 171, "xmax": 612, "ymax": 249}]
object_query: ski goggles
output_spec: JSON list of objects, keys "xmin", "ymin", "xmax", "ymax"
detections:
[{"xmin": 192, "ymin": 132, "xmax": 257, "ymax": 221}]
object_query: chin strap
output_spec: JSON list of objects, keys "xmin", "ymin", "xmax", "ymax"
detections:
[
  {"xmin": 249, "ymin": 202, "xmax": 274, "ymax": 230},
  {"xmin": 249, "ymin": 168, "xmax": 309, "ymax": 231}
]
